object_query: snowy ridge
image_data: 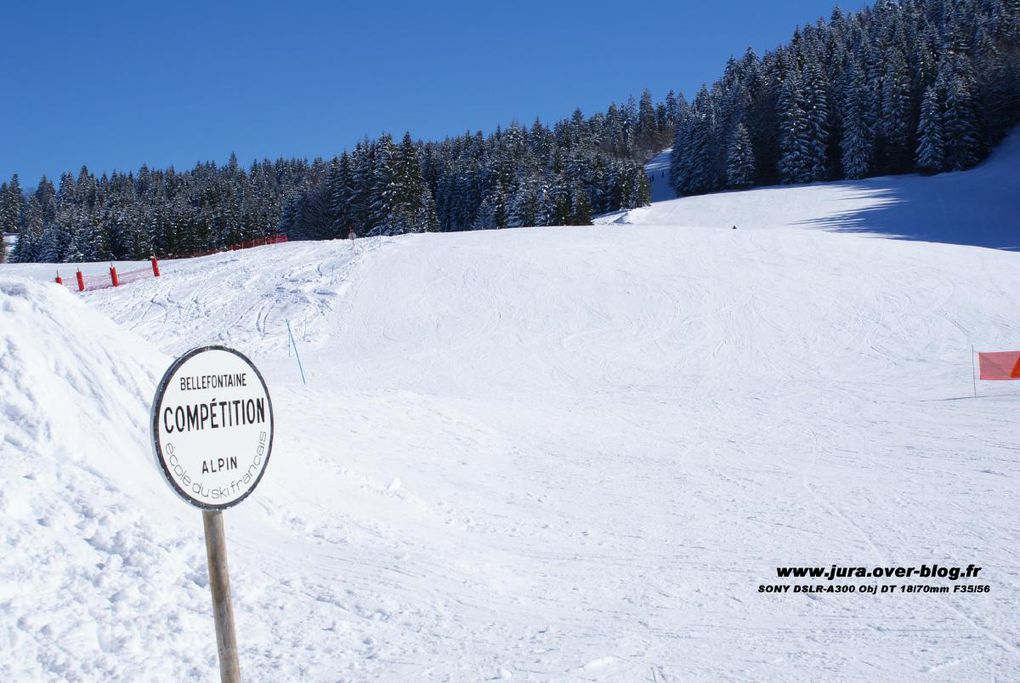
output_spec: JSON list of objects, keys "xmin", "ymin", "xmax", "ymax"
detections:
[{"xmin": 1, "ymin": 138, "xmax": 1020, "ymax": 679}]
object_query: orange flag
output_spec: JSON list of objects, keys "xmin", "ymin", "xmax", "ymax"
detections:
[{"xmin": 978, "ymin": 351, "xmax": 1020, "ymax": 380}]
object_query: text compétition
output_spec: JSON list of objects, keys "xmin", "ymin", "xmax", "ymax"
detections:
[{"xmin": 162, "ymin": 398, "xmax": 267, "ymax": 433}]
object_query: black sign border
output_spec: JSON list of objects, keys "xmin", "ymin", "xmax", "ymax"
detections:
[{"xmin": 150, "ymin": 345, "xmax": 275, "ymax": 510}]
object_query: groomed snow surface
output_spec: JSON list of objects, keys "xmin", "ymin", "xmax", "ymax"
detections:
[{"xmin": 2, "ymin": 136, "xmax": 1020, "ymax": 681}]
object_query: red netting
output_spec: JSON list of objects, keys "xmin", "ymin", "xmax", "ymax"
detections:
[
  {"xmin": 116, "ymin": 268, "xmax": 153, "ymax": 285},
  {"xmin": 978, "ymin": 351, "xmax": 1020, "ymax": 380},
  {"xmin": 184, "ymin": 234, "xmax": 288, "ymax": 258}
]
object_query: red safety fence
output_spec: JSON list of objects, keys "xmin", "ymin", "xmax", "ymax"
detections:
[
  {"xmin": 978, "ymin": 351, "xmax": 1020, "ymax": 380},
  {"xmin": 53, "ymin": 235, "xmax": 287, "ymax": 293},
  {"xmin": 229, "ymin": 234, "xmax": 288, "ymax": 250},
  {"xmin": 186, "ymin": 234, "xmax": 288, "ymax": 258},
  {"xmin": 57, "ymin": 260, "xmax": 159, "ymax": 293}
]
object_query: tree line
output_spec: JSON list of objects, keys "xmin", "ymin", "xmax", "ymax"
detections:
[
  {"xmin": 1, "ymin": 96, "xmax": 667, "ymax": 263},
  {"xmin": 670, "ymin": 0, "xmax": 1019, "ymax": 194}
]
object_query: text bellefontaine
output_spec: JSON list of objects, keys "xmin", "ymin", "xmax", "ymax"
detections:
[{"xmin": 179, "ymin": 373, "xmax": 248, "ymax": 391}]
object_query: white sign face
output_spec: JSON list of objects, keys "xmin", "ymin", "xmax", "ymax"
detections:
[{"xmin": 151, "ymin": 346, "xmax": 274, "ymax": 509}]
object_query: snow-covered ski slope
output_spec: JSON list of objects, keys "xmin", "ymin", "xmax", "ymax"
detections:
[{"xmin": 2, "ymin": 135, "xmax": 1020, "ymax": 681}]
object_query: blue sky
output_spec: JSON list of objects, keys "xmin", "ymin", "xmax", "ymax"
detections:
[{"xmin": 0, "ymin": 0, "xmax": 870, "ymax": 184}]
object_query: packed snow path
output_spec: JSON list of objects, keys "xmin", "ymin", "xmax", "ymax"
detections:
[
  {"xmin": 644, "ymin": 148, "xmax": 676, "ymax": 203},
  {"xmin": 3, "ymin": 137, "xmax": 1020, "ymax": 680}
]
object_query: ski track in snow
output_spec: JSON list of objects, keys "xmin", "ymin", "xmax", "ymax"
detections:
[{"xmin": 2, "ymin": 135, "xmax": 1020, "ymax": 680}]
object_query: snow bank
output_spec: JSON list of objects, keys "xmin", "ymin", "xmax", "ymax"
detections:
[
  {"xmin": 0, "ymin": 279, "xmax": 162, "ymax": 464},
  {"xmin": 0, "ymin": 279, "xmax": 218, "ymax": 681}
]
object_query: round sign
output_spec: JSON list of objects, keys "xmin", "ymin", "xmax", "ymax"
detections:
[{"xmin": 150, "ymin": 346, "xmax": 274, "ymax": 509}]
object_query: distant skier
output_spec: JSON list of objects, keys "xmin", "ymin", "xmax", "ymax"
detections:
[{"xmin": 732, "ymin": 225, "xmax": 737, "ymax": 229}]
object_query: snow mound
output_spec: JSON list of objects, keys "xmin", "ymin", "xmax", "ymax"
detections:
[
  {"xmin": 0, "ymin": 278, "xmax": 163, "ymax": 465},
  {"xmin": 0, "ymin": 279, "xmax": 216, "ymax": 681}
]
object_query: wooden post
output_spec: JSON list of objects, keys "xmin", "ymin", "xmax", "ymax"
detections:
[
  {"xmin": 202, "ymin": 510, "xmax": 241, "ymax": 683},
  {"xmin": 971, "ymin": 345, "xmax": 978, "ymax": 398}
]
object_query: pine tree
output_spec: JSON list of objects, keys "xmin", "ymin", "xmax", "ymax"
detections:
[
  {"xmin": 878, "ymin": 47, "xmax": 914, "ymax": 172},
  {"xmin": 571, "ymin": 185, "xmax": 592, "ymax": 225},
  {"xmin": 372, "ymin": 131, "xmax": 441, "ymax": 234},
  {"xmin": 778, "ymin": 70, "xmax": 810, "ymax": 183},
  {"xmin": 915, "ymin": 85, "xmax": 946, "ymax": 173},
  {"xmin": 664, "ymin": 90, "xmax": 680, "ymax": 129},
  {"xmin": 546, "ymin": 176, "xmax": 572, "ymax": 226},
  {"xmin": 12, "ymin": 195, "xmax": 44, "ymax": 262},
  {"xmin": 1, "ymin": 174, "xmax": 24, "ymax": 234},
  {"xmin": 637, "ymin": 88, "xmax": 659, "ymax": 150},
  {"xmin": 0, "ymin": 180, "xmax": 8, "ymax": 260},
  {"xmin": 840, "ymin": 61, "xmax": 873, "ymax": 179},
  {"xmin": 416, "ymin": 185, "xmax": 440, "ymax": 233},
  {"xmin": 802, "ymin": 61, "xmax": 830, "ymax": 182},
  {"xmin": 726, "ymin": 123, "xmax": 756, "ymax": 188},
  {"xmin": 492, "ymin": 183, "xmax": 509, "ymax": 229},
  {"xmin": 369, "ymin": 134, "xmax": 396, "ymax": 234},
  {"xmin": 942, "ymin": 58, "xmax": 980, "ymax": 171},
  {"xmin": 349, "ymin": 142, "xmax": 373, "ymax": 233},
  {"xmin": 673, "ymin": 86, "xmax": 720, "ymax": 195},
  {"xmin": 12, "ymin": 178, "xmax": 56, "ymax": 262},
  {"xmin": 669, "ymin": 110, "xmax": 692, "ymax": 194},
  {"xmin": 631, "ymin": 167, "xmax": 651, "ymax": 208},
  {"xmin": 509, "ymin": 177, "xmax": 546, "ymax": 227},
  {"xmin": 328, "ymin": 152, "xmax": 355, "ymax": 237}
]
